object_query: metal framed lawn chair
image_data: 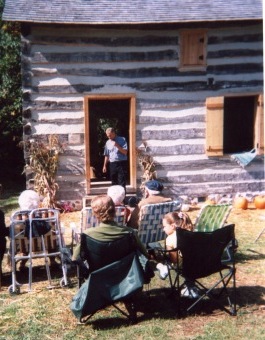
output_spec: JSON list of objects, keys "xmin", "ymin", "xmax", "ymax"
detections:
[
  {"xmin": 71, "ymin": 205, "xmax": 128, "ymax": 248},
  {"xmin": 138, "ymin": 200, "xmax": 182, "ymax": 246},
  {"xmin": 194, "ymin": 203, "xmax": 232, "ymax": 232}
]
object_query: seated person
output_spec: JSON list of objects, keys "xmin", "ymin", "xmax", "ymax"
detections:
[
  {"xmin": 127, "ymin": 180, "xmax": 172, "ymax": 229},
  {"xmin": 107, "ymin": 185, "xmax": 131, "ymax": 223},
  {"xmin": 17, "ymin": 190, "xmax": 57, "ymax": 270},
  {"xmin": 72, "ymin": 195, "xmax": 149, "ymax": 261},
  {"xmin": 156, "ymin": 211, "xmax": 198, "ymax": 298},
  {"xmin": 0, "ymin": 209, "xmax": 9, "ymax": 280},
  {"xmin": 158, "ymin": 211, "xmax": 193, "ymax": 267},
  {"xmin": 18, "ymin": 189, "xmax": 41, "ymax": 211}
]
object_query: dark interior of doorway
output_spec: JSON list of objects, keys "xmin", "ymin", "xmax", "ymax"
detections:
[
  {"xmin": 89, "ymin": 99, "xmax": 130, "ymax": 183},
  {"xmin": 223, "ymin": 96, "xmax": 255, "ymax": 153}
]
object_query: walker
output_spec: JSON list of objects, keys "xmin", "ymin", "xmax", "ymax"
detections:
[{"xmin": 8, "ymin": 208, "xmax": 69, "ymax": 294}]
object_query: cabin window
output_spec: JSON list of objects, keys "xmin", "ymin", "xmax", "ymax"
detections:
[
  {"xmin": 179, "ymin": 30, "xmax": 207, "ymax": 70},
  {"xmin": 84, "ymin": 94, "xmax": 137, "ymax": 195},
  {"xmin": 206, "ymin": 95, "xmax": 264, "ymax": 156}
]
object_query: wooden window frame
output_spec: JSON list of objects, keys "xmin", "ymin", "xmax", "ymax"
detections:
[
  {"xmin": 84, "ymin": 93, "xmax": 137, "ymax": 194},
  {"xmin": 206, "ymin": 94, "xmax": 264, "ymax": 156},
  {"xmin": 179, "ymin": 29, "xmax": 207, "ymax": 71}
]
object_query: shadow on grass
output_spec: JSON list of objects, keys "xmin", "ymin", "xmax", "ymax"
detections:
[
  {"xmin": 2, "ymin": 265, "xmax": 264, "ymax": 329},
  {"xmin": 235, "ymin": 249, "xmax": 265, "ymax": 263},
  {"xmin": 76, "ymin": 284, "xmax": 265, "ymax": 329},
  {"xmin": 1, "ymin": 262, "xmax": 77, "ymax": 290}
]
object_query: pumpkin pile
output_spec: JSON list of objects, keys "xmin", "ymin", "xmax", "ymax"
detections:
[{"xmin": 233, "ymin": 193, "xmax": 265, "ymax": 210}]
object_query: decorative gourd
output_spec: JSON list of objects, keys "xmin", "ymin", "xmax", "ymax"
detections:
[
  {"xmin": 234, "ymin": 197, "xmax": 248, "ymax": 210},
  {"xmin": 181, "ymin": 204, "xmax": 190, "ymax": 212},
  {"xmin": 205, "ymin": 199, "xmax": 216, "ymax": 205},
  {"xmin": 254, "ymin": 195, "xmax": 265, "ymax": 209}
]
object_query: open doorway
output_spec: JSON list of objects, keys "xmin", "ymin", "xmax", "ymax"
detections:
[
  {"xmin": 206, "ymin": 94, "xmax": 263, "ymax": 156},
  {"xmin": 89, "ymin": 99, "xmax": 130, "ymax": 182},
  {"xmin": 84, "ymin": 94, "xmax": 136, "ymax": 194},
  {"xmin": 223, "ymin": 96, "xmax": 256, "ymax": 153}
]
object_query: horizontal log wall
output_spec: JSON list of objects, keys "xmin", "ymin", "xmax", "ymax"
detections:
[{"xmin": 21, "ymin": 22, "xmax": 264, "ymax": 201}]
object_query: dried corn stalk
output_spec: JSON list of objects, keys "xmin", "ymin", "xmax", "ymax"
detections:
[
  {"xmin": 22, "ymin": 135, "xmax": 65, "ymax": 208},
  {"xmin": 136, "ymin": 141, "xmax": 157, "ymax": 194}
]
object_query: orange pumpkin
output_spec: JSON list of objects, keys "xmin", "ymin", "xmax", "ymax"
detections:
[
  {"xmin": 254, "ymin": 195, "xmax": 265, "ymax": 209},
  {"xmin": 234, "ymin": 197, "xmax": 248, "ymax": 210}
]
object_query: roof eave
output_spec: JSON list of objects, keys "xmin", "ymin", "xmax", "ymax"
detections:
[{"xmin": 3, "ymin": 18, "xmax": 262, "ymax": 25}]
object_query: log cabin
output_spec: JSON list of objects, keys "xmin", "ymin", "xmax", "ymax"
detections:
[{"xmin": 3, "ymin": 0, "xmax": 264, "ymax": 207}]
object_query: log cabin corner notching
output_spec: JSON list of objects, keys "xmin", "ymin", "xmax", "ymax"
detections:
[{"xmin": 2, "ymin": 0, "xmax": 264, "ymax": 204}]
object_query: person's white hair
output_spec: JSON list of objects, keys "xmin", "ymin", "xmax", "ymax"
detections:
[
  {"xmin": 107, "ymin": 185, "xmax": 125, "ymax": 205},
  {"xmin": 145, "ymin": 188, "xmax": 160, "ymax": 196},
  {"xmin": 18, "ymin": 190, "xmax": 40, "ymax": 210}
]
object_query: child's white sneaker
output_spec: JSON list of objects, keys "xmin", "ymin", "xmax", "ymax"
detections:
[
  {"xmin": 156, "ymin": 263, "xmax": 169, "ymax": 280},
  {"xmin": 181, "ymin": 285, "xmax": 200, "ymax": 298}
]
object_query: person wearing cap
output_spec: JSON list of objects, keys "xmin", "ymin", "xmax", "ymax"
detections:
[
  {"xmin": 102, "ymin": 127, "xmax": 128, "ymax": 192},
  {"xmin": 127, "ymin": 180, "xmax": 172, "ymax": 229}
]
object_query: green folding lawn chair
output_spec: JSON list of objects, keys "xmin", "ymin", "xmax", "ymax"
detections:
[{"xmin": 194, "ymin": 203, "xmax": 233, "ymax": 232}]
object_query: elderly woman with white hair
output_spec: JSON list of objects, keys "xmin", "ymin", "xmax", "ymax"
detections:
[
  {"xmin": 17, "ymin": 190, "xmax": 58, "ymax": 270},
  {"xmin": 18, "ymin": 189, "xmax": 40, "ymax": 210},
  {"xmin": 107, "ymin": 185, "xmax": 131, "ymax": 224},
  {"xmin": 107, "ymin": 185, "xmax": 126, "ymax": 205}
]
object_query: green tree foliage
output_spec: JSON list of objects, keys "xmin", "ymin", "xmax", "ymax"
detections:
[{"xmin": 0, "ymin": 0, "xmax": 24, "ymax": 185}]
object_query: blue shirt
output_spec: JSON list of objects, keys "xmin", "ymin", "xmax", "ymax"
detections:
[{"xmin": 104, "ymin": 135, "xmax": 128, "ymax": 162}]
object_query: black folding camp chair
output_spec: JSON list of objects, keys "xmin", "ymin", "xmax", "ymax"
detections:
[
  {"xmin": 70, "ymin": 232, "xmax": 146, "ymax": 324},
  {"xmin": 155, "ymin": 224, "xmax": 237, "ymax": 316},
  {"xmin": 193, "ymin": 203, "xmax": 236, "ymax": 262}
]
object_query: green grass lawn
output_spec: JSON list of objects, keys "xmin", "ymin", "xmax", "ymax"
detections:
[
  {"xmin": 0, "ymin": 193, "xmax": 20, "ymax": 215},
  {"xmin": 0, "ymin": 192, "xmax": 264, "ymax": 340},
  {"xmin": 0, "ymin": 178, "xmax": 25, "ymax": 215}
]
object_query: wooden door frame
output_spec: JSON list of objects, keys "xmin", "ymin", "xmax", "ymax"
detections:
[{"xmin": 84, "ymin": 93, "xmax": 136, "ymax": 194}]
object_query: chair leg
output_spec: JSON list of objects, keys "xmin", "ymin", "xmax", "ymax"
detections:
[
  {"xmin": 184, "ymin": 270, "xmax": 236, "ymax": 316},
  {"xmin": 231, "ymin": 265, "xmax": 237, "ymax": 316},
  {"xmin": 77, "ymin": 265, "xmax": 85, "ymax": 288},
  {"xmin": 78, "ymin": 312, "xmax": 96, "ymax": 324},
  {"xmin": 124, "ymin": 300, "xmax": 137, "ymax": 324},
  {"xmin": 254, "ymin": 227, "xmax": 265, "ymax": 242}
]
